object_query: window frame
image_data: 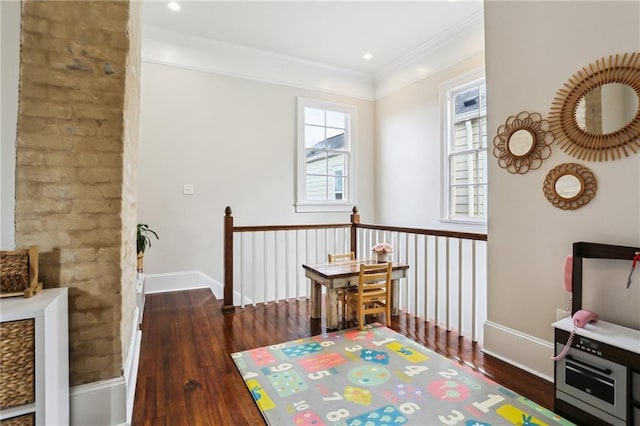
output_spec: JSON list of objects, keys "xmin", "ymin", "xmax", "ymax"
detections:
[
  {"xmin": 439, "ymin": 69, "xmax": 488, "ymax": 231},
  {"xmin": 295, "ymin": 97, "xmax": 357, "ymax": 213}
]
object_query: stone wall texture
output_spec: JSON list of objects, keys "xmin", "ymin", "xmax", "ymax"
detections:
[
  {"xmin": 15, "ymin": 0, "xmax": 138, "ymax": 386},
  {"xmin": 120, "ymin": 0, "xmax": 141, "ymax": 371}
]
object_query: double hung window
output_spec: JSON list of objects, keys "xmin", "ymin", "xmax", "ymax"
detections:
[
  {"xmin": 296, "ymin": 98, "xmax": 356, "ymax": 212},
  {"xmin": 441, "ymin": 73, "xmax": 487, "ymax": 224}
]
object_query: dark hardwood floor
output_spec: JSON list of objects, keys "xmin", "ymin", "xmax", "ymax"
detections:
[{"xmin": 132, "ymin": 288, "xmax": 554, "ymax": 425}]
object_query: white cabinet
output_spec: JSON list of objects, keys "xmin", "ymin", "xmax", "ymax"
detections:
[{"xmin": 0, "ymin": 288, "xmax": 69, "ymax": 425}]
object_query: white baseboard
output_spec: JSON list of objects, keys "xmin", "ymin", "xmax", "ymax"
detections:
[
  {"xmin": 70, "ymin": 377, "xmax": 126, "ymax": 426},
  {"xmin": 70, "ymin": 308, "xmax": 142, "ymax": 426},
  {"xmin": 144, "ymin": 271, "xmax": 223, "ymax": 298},
  {"xmin": 124, "ymin": 307, "xmax": 142, "ymax": 425},
  {"xmin": 143, "ymin": 271, "xmax": 276, "ymax": 306},
  {"xmin": 483, "ymin": 320, "xmax": 555, "ymax": 382}
]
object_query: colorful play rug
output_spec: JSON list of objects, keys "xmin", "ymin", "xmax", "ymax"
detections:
[{"xmin": 231, "ymin": 323, "xmax": 574, "ymax": 426}]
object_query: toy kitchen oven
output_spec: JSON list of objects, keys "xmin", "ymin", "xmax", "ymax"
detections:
[{"xmin": 552, "ymin": 242, "xmax": 640, "ymax": 426}]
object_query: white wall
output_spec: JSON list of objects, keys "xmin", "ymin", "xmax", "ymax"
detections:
[
  {"xmin": 484, "ymin": 1, "xmax": 640, "ymax": 379},
  {"xmin": 138, "ymin": 62, "xmax": 375, "ymax": 281},
  {"xmin": 375, "ymin": 52, "xmax": 485, "ymax": 230},
  {"xmin": 0, "ymin": 0, "xmax": 20, "ymax": 250}
]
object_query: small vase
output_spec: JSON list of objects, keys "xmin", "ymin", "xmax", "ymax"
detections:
[{"xmin": 376, "ymin": 253, "xmax": 390, "ymax": 263}]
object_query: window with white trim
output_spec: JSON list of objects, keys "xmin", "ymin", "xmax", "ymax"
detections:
[
  {"xmin": 296, "ymin": 98, "xmax": 356, "ymax": 212},
  {"xmin": 441, "ymin": 73, "xmax": 487, "ymax": 224}
]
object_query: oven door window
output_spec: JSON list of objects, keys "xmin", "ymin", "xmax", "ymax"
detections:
[{"xmin": 566, "ymin": 361, "xmax": 615, "ymax": 404}]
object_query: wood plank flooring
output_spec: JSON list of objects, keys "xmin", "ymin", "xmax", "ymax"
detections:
[{"xmin": 132, "ymin": 289, "xmax": 554, "ymax": 425}]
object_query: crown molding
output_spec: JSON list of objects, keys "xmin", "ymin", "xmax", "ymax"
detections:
[
  {"xmin": 373, "ymin": 12, "xmax": 485, "ymax": 100},
  {"xmin": 142, "ymin": 12, "xmax": 485, "ymax": 103},
  {"xmin": 142, "ymin": 25, "xmax": 375, "ymax": 101}
]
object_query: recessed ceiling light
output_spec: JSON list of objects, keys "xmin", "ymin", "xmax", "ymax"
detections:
[
  {"xmin": 363, "ymin": 53, "xmax": 373, "ymax": 61},
  {"xmin": 168, "ymin": 2, "xmax": 181, "ymax": 11}
]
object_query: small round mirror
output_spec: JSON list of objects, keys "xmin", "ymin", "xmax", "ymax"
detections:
[
  {"xmin": 492, "ymin": 111, "xmax": 553, "ymax": 174},
  {"xmin": 554, "ymin": 173, "xmax": 583, "ymax": 200},
  {"xmin": 576, "ymin": 82, "xmax": 639, "ymax": 135},
  {"xmin": 507, "ymin": 129, "xmax": 535, "ymax": 157},
  {"xmin": 544, "ymin": 163, "xmax": 597, "ymax": 210}
]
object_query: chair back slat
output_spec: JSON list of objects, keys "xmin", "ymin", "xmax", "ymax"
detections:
[{"xmin": 328, "ymin": 252, "xmax": 355, "ymax": 262}]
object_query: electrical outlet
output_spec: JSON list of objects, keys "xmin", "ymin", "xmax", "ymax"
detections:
[
  {"xmin": 183, "ymin": 184, "xmax": 194, "ymax": 195},
  {"xmin": 556, "ymin": 308, "xmax": 567, "ymax": 321}
]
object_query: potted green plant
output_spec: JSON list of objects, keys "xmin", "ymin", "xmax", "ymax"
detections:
[{"xmin": 137, "ymin": 223, "xmax": 159, "ymax": 272}]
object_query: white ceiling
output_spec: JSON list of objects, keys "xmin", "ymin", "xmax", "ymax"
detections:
[{"xmin": 142, "ymin": 1, "xmax": 484, "ymax": 75}]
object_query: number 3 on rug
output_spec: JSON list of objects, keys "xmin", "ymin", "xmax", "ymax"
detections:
[{"xmin": 438, "ymin": 409, "xmax": 465, "ymax": 425}]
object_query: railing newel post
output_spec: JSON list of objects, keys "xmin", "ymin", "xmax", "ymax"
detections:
[
  {"xmin": 223, "ymin": 206, "xmax": 235, "ymax": 312},
  {"xmin": 350, "ymin": 206, "xmax": 360, "ymax": 258}
]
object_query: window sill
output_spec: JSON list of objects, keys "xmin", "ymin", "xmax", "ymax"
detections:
[{"xmin": 295, "ymin": 203, "xmax": 354, "ymax": 213}]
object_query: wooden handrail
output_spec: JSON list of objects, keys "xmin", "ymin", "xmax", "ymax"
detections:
[
  {"xmin": 356, "ymin": 223, "xmax": 487, "ymax": 241},
  {"xmin": 233, "ymin": 223, "xmax": 351, "ymax": 232}
]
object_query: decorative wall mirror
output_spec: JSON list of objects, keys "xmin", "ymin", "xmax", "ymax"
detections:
[
  {"xmin": 543, "ymin": 163, "xmax": 597, "ymax": 210},
  {"xmin": 492, "ymin": 111, "xmax": 553, "ymax": 174},
  {"xmin": 548, "ymin": 52, "xmax": 640, "ymax": 161}
]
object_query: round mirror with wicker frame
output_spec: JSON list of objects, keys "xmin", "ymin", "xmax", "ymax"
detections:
[
  {"xmin": 543, "ymin": 163, "xmax": 597, "ymax": 210},
  {"xmin": 492, "ymin": 111, "xmax": 554, "ymax": 174},
  {"xmin": 548, "ymin": 52, "xmax": 640, "ymax": 161}
]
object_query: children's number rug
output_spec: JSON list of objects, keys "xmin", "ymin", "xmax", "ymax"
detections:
[{"xmin": 231, "ymin": 323, "xmax": 574, "ymax": 425}]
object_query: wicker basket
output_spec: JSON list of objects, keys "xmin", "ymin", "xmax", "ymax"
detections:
[
  {"xmin": 0, "ymin": 250, "xmax": 29, "ymax": 294},
  {"xmin": 0, "ymin": 319, "xmax": 35, "ymax": 409},
  {"xmin": 0, "ymin": 246, "xmax": 41, "ymax": 298},
  {"xmin": 0, "ymin": 413, "xmax": 35, "ymax": 426}
]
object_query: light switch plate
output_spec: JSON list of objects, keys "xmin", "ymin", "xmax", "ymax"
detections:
[{"xmin": 183, "ymin": 184, "xmax": 194, "ymax": 195}]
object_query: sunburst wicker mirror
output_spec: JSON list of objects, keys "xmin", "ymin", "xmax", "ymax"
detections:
[
  {"xmin": 492, "ymin": 111, "xmax": 553, "ymax": 174},
  {"xmin": 548, "ymin": 52, "xmax": 640, "ymax": 161}
]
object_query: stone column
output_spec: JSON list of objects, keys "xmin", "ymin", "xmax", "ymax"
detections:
[{"xmin": 15, "ymin": 0, "xmax": 139, "ymax": 386}]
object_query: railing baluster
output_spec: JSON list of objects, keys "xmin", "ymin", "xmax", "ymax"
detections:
[
  {"xmin": 344, "ymin": 228, "xmax": 348, "ymax": 253},
  {"xmin": 458, "ymin": 238, "xmax": 463, "ymax": 336},
  {"xmin": 424, "ymin": 235, "xmax": 429, "ymax": 321},
  {"xmin": 445, "ymin": 237, "xmax": 450, "ymax": 331},
  {"xmin": 296, "ymin": 230, "xmax": 300, "ymax": 299},
  {"xmin": 252, "ymin": 232, "xmax": 256, "ymax": 307},
  {"xmin": 263, "ymin": 231, "xmax": 268, "ymax": 305},
  {"xmin": 325, "ymin": 228, "xmax": 329, "ymax": 261},
  {"xmin": 471, "ymin": 240, "xmax": 477, "ymax": 342},
  {"xmin": 413, "ymin": 234, "xmax": 420, "ymax": 316},
  {"xmin": 315, "ymin": 229, "xmax": 319, "ymax": 264},
  {"xmin": 240, "ymin": 233, "xmax": 244, "ymax": 308},
  {"xmin": 306, "ymin": 229, "xmax": 310, "ymax": 298},
  {"xmin": 434, "ymin": 236, "xmax": 439, "ymax": 326},
  {"xmin": 404, "ymin": 232, "xmax": 409, "ymax": 311},
  {"xmin": 274, "ymin": 231, "xmax": 279, "ymax": 304},
  {"xmin": 285, "ymin": 230, "xmax": 290, "ymax": 301}
]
